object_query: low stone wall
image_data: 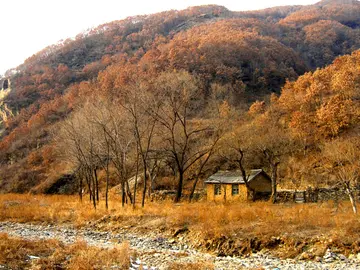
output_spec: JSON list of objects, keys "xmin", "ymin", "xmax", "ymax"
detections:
[
  {"xmin": 277, "ymin": 186, "xmax": 357, "ymax": 203},
  {"xmin": 150, "ymin": 187, "xmax": 356, "ymax": 203},
  {"xmin": 150, "ymin": 190, "xmax": 176, "ymax": 201},
  {"xmin": 149, "ymin": 190, "xmax": 206, "ymax": 202},
  {"xmin": 277, "ymin": 190, "xmax": 296, "ymax": 203}
]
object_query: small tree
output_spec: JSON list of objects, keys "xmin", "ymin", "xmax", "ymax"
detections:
[
  {"xmin": 188, "ymin": 134, "xmax": 221, "ymax": 202},
  {"xmin": 323, "ymin": 138, "xmax": 359, "ymax": 214},
  {"xmin": 247, "ymin": 114, "xmax": 294, "ymax": 204},
  {"xmin": 218, "ymin": 122, "xmax": 259, "ymax": 201}
]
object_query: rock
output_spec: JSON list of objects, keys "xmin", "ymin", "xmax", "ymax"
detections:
[
  {"xmin": 173, "ymin": 227, "xmax": 189, "ymax": 237},
  {"xmin": 168, "ymin": 238, "xmax": 176, "ymax": 244},
  {"xmin": 28, "ymin": 255, "xmax": 40, "ymax": 260},
  {"xmin": 323, "ymin": 248, "xmax": 338, "ymax": 262},
  {"xmin": 299, "ymin": 252, "xmax": 313, "ymax": 260},
  {"xmin": 338, "ymin": 254, "xmax": 347, "ymax": 261},
  {"xmin": 2, "ymin": 222, "xmax": 360, "ymax": 270},
  {"xmin": 324, "ymin": 257, "xmax": 334, "ymax": 263}
]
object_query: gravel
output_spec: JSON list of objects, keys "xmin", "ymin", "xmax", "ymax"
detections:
[{"xmin": 0, "ymin": 221, "xmax": 360, "ymax": 270}]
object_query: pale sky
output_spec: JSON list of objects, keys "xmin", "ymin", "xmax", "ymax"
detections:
[{"xmin": 0, "ymin": 0, "xmax": 320, "ymax": 76}]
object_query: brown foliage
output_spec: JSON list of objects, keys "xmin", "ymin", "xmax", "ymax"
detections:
[
  {"xmin": 0, "ymin": 233, "xmax": 130, "ymax": 270},
  {"xmin": 1, "ymin": 1, "xmax": 360, "ymax": 193},
  {"xmin": 279, "ymin": 50, "xmax": 360, "ymax": 140}
]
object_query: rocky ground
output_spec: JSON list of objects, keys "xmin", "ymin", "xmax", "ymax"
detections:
[{"xmin": 0, "ymin": 221, "xmax": 360, "ymax": 269}]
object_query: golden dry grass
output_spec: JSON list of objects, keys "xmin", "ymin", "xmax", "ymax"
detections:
[
  {"xmin": 0, "ymin": 233, "xmax": 130, "ymax": 270},
  {"xmin": 0, "ymin": 194, "xmax": 359, "ymax": 241},
  {"xmin": 168, "ymin": 261, "xmax": 215, "ymax": 270}
]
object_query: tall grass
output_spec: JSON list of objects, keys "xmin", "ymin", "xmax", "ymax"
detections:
[
  {"xmin": 0, "ymin": 233, "xmax": 130, "ymax": 269},
  {"xmin": 0, "ymin": 194, "xmax": 359, "ymax": 240}
]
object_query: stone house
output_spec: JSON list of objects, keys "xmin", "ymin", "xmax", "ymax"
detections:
[{"xmin": 204, "ymin": 169, "xmax": 271, "ymax": 202}]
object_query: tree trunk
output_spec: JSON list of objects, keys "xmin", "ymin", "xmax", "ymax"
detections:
[
  {"xmin": 345, "ymin": 181, "xmax": 357, "ymax": 214},
  {"xmin": 236, "ymin": 148, "xmax": 255, "ymax": 201},
  {"xmin": 148, "ymin": 163, "xmax": 158, "ymax": 197},
  {"xmin": 189, "ymin": 177, "xmax": 199, "ymax": 202},
  {"xmin": 149, "ymin": 173, "xmax": 156, "ymax": 197},
  {"xmin": 84, "ymin": 170, "xmax": 92, "ymax": 202},
  {"xmin": 174, "ymin": 170, "xmax": 184, "ymax": 203},
  {"xmin": 141, "ymin": 166, "xmax": 147, "ymax": 207},
  {"xmin": 270, "ymin": 163, "xmax": 279, "ymax": 204},
  {"xmin": 78, "ymin": 170, "xmax": 83, "ymax": 202},
  {"xmin": 105, "ymin": 164, "xmax": 109, "ymax": 210},
  {"xmin": 125, "ymin": 180, "xmax": 133, "ymax": 204},
  {"xmin": 121, "ymin": 181, "xmax": 125, "ymax": 207},
  {"xmin": 133, "ymin": 152, "xmax": 139, "ymax": 209},
  {"xmin": 94, "ymin": 169, "xmax": 99, "ymax": 203},
  {"xmin": 92, "ymin": 173, "xmax": 97, "ymax": 210}
]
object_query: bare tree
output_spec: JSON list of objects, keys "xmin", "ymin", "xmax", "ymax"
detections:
[
  {"xmin": 56, "ymin": 110, "xmax": 99, "ymax": 209},
  {"xmin": 118, "ymin": 83, "xmax": 158, "ymax": 207},
  {"xmin": 147, "ymin": 151, "xmax": 162, "ymax": 197},
  {"xmin": 86, "ymin": 101, "xmax": 114, "ymax": 210},
  {"xmin": 97, "ymin": 102, "xmax": 136, "ymax": 207},
  {"xmin": 262, "ymin": 148, "xmax": 280, "ymax": 203},
  {"xmin": 189, "ymin": 135, "xmax": 221, "ymax": 202},
  {"xmin": 247, "ymin": 117, "xmax": 293, "ymax": 204},
  {"xmin": 324, "ymin": 138, "xmax": 359, "ymax": 214},
  {"xmin": 218, "ymin": 123, "xmax": 258, "ymax": 201},
  {"xmin": 150, "ymin": 71, "xmax": 213, "ymax": 202},
  {"xmin": 56, "ymin": 100, "xmax": 138, "ymax": 209}
]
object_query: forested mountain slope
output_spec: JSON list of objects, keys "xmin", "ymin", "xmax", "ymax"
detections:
[{"xmin": 0, "ymin": 0, "xmax": 360, "ymax": 193}]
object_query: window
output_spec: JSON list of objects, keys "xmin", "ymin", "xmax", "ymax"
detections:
[
  {"xmin": 232, "ymin": 184, "xmax": 239, "ymax": 195},
  {"xmin": 214, "ymin": 184, "xmax": 221, "ymax": 195}
]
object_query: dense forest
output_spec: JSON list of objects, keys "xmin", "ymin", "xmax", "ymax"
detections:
[{"xmin": 0, "ymin": 0, "xmax": 360, "ymax": 205}]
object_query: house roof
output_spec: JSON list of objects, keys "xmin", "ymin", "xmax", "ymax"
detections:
[{"xmin": 204, "ymin": 169, "xmax": 266, "ymax": 184}]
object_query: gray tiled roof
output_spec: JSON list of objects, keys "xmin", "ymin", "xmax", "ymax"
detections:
[{"xmin": 204, "ymin": 169, "xmax": 264, "ymax": 184}]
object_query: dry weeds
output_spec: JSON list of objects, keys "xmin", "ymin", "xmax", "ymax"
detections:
[
  {"xmin": 168, "ymin": 261, "xmax": 215, "ymax": 270},
  {"xmin": 0, "ymin": 233, "xmax": 130, "ymax": 269},
  {"xmin": 0, "ymin": 194, "xmax": 359, "ymax": 241}
]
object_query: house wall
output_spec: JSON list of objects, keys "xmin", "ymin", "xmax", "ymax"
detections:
[
  {"xmin": 206, "ymin": 184, "xmax": 247, "ymax": 202},
  {"xmin": 248, "ymin": 174, "xmax": 271, "ymax": 192}
]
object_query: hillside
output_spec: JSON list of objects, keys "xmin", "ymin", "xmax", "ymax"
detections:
[
  {"xmin": 246, "ymin": 50, "xmax": 360, "ymax": 189},
  {"xmin": 1, "ymin": 0, "xmax": 360, "ymax": 194}
]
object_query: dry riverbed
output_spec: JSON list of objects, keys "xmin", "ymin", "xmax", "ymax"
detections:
[{"xmin": 1, "ymin": 221, "xmax": 360, "ymax": 270}]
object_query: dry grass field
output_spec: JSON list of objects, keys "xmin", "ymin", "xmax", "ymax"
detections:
[
  {"xmin": 0, "ymin": 233, "xmax": 130, "ymax": 270},
  {"xmin": 0, "ymin": 232, "xmax": 217, "ymax": 270},
  {"xmin": 0, "ymin": 193, "xmax": 359, "ymax": 241},
  {"xmin": 1, "ymin": 194, "xmax": 360, "ymax": 268}
]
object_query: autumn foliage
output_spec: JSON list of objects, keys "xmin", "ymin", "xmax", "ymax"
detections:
[{"xmin": 1, "ymin": 1, "xmax": 360, "ymax": 194}]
